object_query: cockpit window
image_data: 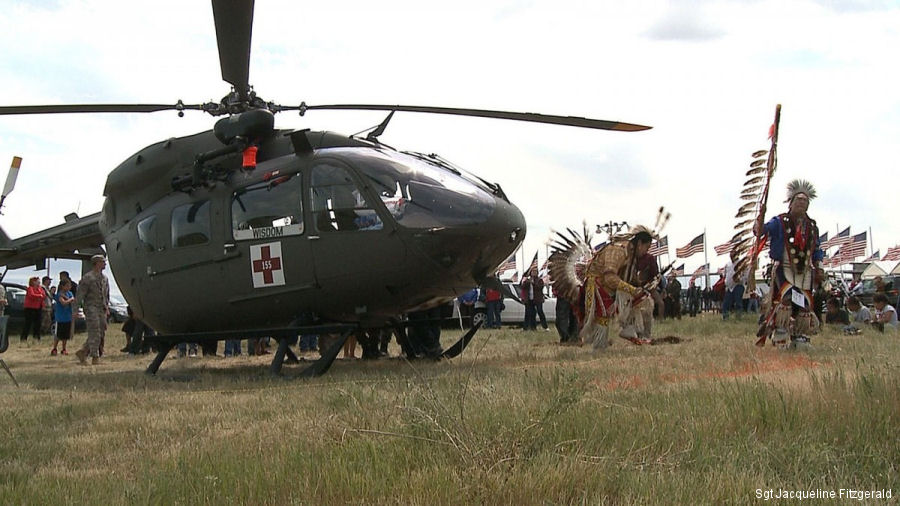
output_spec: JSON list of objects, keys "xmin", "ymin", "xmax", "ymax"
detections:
[
  {"xmin": 137, "ymin": 215, "xmax": 157, "ymax": 252},
  {"xmin": 232, "ymin": 173, "xmax": 303, "ymax": 241},
  {"xmin": 354, "ymin": 150, "xmax": 494, "ymax": 229},
  {"xmin": 310, "ymin": 163, "xmax": 383, "ymax": 232},
  {"xmin": 171, "ymin": 201, "xmax": 210, "ymax": 247}
]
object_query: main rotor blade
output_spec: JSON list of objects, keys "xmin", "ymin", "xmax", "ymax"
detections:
[
  {"xmin": 297, "ymin": 104, "xmax": 651, "ymax": 131},
  {"xmin": 0, "ymin": 104, "xmax": 203, "ymax": 115},
  {"xmin": 212, "ymin": 0, "xmax": 254, "ymax": 102}
]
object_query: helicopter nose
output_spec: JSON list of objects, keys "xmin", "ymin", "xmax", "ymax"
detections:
[
  {"xmin": 407, "ymin": 194, "xmax": 525, "ymax": 283},
  {"xmin": 471, "ymin": 196, "xmax": 526, "ymax": 280}
]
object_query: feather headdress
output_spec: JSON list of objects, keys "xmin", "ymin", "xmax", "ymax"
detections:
[
  {"xmin": 547, "ymin": 207, "xmax": 670, "ymax": 304},
  {"xmin": 547, "ymin": 227, "xmax": 594, "ymax": 304},
  {"xmin": 785, "ymin": 179, "xmax": 817, "ymax": 202},
  {"xmin": 612, "ymin": 207, "xmax": 670, "ymax": 243}
]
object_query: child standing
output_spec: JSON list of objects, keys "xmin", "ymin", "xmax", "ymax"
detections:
[{"xmin": 51, "ymin": 279, "xmax": 75, "ymax": 356}]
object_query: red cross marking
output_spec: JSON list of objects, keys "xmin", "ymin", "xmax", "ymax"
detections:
[{"xmin": 252, "ymin": 245, "xmax": 282, "ymax": 284}]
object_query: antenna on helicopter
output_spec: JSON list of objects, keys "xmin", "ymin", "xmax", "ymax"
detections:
[
  {"xmin": 350, "ymin": 111, "xmax": 396, "ymax": 142},
  {"xmin": 0, "ymin": 156, "xmax": 22, "ymax": 214},
  {"xmin": 366, "ymin": 111, "xmax": 395, "ymax": 142}
]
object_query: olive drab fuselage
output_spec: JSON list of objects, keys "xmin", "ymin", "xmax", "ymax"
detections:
[{"xmin": 99, "ymin": 127, "xmax": 525, "ymax": 333}]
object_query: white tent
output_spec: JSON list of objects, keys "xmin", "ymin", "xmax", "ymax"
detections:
[
  {"xmin": 891, "ymin": 262, "xmax": 900, "ymax": 275},
  {"xmin": 860, "ymin": 260, "xmax": 896, "ymax": 278}
]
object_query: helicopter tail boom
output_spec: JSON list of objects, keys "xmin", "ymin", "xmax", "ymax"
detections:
[{"xmin": 0, "ymin": 212, "xmax": 104, "ymax": 270}]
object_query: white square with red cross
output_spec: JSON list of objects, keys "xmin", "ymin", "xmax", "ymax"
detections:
[{"xmin": 250, "ymin": 242, "xmax": 285, "ymax": 288}]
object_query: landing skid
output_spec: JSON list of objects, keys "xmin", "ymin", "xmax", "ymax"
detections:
[
  {"xmin": 143, "ymin": 321, "xmax": 478, "ymax": 376},
  {"xmin": 0, "ymin": 358, "xmax": 18, "ymax": 387},
  {"xmin": 146, "ymin": 343, "xmax": 174, "ymax": 375},
  {"xmin": 0, "ymin": 315, "xmax": 17, "ymax": 387},
  {"xmin": 269, "ymin": 329, "xmax": 352, "ymax": 377},
  {"xmin": 145, "ymin": 324, "xmax": 357, "ymax": 376},
  {"xmin": 441, "ymin": 321, "xmax": 482, "ymax": 359}
]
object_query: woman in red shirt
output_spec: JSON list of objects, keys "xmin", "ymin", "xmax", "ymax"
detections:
[
  {"xmin": 484, "ymin": 287, "xmax": 503, "ymax": 329},
  {"xmin": 21, "ymin": 276, "xmax": 44, "ymax": 342}
]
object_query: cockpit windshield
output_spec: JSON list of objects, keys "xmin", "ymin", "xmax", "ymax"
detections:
[{"xmin": 347, "ymin": 149, "xmax": 495, "ymax": 229}]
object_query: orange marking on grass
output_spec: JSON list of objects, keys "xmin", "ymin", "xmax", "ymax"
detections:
[{"xmin": 594, "ymin": 353, "xmax": 824, "ymax": 391}]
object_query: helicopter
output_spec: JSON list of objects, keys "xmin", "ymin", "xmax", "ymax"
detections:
[{"xmin": 0, "ymin": 0, "xmax": 650, "ymax": 376}]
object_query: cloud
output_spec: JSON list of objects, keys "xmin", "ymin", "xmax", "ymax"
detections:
[
  {"xmin": 529, "ymin": 144, "xmax": 649, "ymax": 189},
  {"xmin": 2, "ymin": 0, "xmax": 900, "ymax": 289},
  {"xmin": 812, "ymin": 0, "xmax": 898, "ymax": 13},
  {"xmin": 644, "ymin": 4, "xmax": 726, "ymax": 42}
]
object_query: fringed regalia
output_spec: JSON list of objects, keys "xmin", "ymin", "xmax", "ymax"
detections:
[
  {"xmin": 549, "ymin": 214, "xmax": 668, "ymax": 350},
  {"xmin": 578, "ymin": 242, "xmax": 642, "ymax": 348},
  {"xmin": 729, "ymin": 106, "xmax": 824, "ymax": 347},
  {"xmin": 758, "ymin": 210, "xmax": 823, "ymax": 344}
]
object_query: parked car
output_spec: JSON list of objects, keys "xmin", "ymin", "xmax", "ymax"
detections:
[
  {"xmin": 495, "ymin": 282, "xmax": 556, "ymax": 326},
  {"xmin": 452, "ymin": 282, "xmax": 557, "ymax": 328},
  {"xmin": 1, "ymin": 282, "xmax": 86, "ymax": 334},
  {"xmin": 2, "ymin": 282, "xmax": 27, "ymax": 328},
  {"xmin": 108, "ymin": 297, "xmax": 129, "ymax": 323},
  {"xmin": 857, "ymin": 275, "xmax": 900, "ymax": 308}
]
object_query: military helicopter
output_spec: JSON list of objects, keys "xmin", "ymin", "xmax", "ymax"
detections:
[{"xmin": 0, "ymin": 0, "xmax": 650, "ymax": 376}]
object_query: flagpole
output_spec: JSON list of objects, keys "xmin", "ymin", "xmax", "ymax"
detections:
[
  {"xmin": 703, "ymin": 228, "xmax": 710, "ymax": 289},
  {"xmin": 869, "ymin": 226, "xmax": 873, "ymax": 259},
  {"xmin": 520, "ymin": 247, "xmax": 525, "ymax": 281}
]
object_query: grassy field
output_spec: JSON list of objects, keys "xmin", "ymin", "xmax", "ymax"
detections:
[{"xmin": 1, "ymin": 314, "xmax": 898, "ymax": 505}]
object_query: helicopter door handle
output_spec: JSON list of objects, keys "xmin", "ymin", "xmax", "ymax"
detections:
[
  {"xmin": 224, "ymin": 243, "xmax": 236, "ymax": 252},
  {"xmin": 308, "ymin": 235, "xmax": 320, "ymax": 240}
]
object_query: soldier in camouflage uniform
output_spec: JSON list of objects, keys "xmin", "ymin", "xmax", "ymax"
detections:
[{"xmin": 75, "ymin": 255, "xmax": 110, "ymax": 365}]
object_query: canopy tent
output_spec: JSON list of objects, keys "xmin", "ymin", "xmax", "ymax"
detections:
[{"xmin": 860, "ymin": 260, "xmax": 897, "ymax": 278}]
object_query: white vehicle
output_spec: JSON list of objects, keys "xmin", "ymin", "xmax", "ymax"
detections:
[{"xmin": 452, "ymin": 282, "xmax": 557, "ymax": 328}]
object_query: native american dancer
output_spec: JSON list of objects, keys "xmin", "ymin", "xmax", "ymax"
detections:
[
  {"xmin": 549, "ymin": 213, "xmax": 668, "ymax": 350},
  {"xmin": 753, "ymin": 180, "xmax": 824, "ymax": 347}
]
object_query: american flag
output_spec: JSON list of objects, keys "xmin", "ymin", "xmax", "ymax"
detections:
[
  {"xmin": 838, "ymin": 232, "xmax": 867, "ymax": 261},
  {"xmin": 676, "ymin": 233, "xmax": 705, "ymax": 259},
  {"xmin": 498, "ymin": 253, "xmax": 516, "ymax": 272},
  {"xmin": 820, "ymin": 227, "xmax": 850, "ymax": 250},
  {"xmin": 862, "ymin": 250, "xmax": 880, "ymax": 263},
  {"xmin": 689, "ymin": 263, "xmax": 709, "ymax": 281},
  {"xmin": 648, "ymin": 236, "xmax": 668, "ymax": 257},
  {"xmin": 673, "ymin": 263, "xmax": 685, "ymax": 276},
  {"xmin": 884, "ymin": 245, "xmax": 900, "ymax": 262},
  {"xmin": 817, "ymin": 231, "xmax": 828, "ymax": 247},
  {"xmin": 713, "ymin": 240, "xmax": 734, "ymax": 256}
]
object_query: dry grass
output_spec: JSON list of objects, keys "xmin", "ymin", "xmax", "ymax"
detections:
[{"xmin": 1, "ymin": 314, "xmax": 898, "ymax": 504}]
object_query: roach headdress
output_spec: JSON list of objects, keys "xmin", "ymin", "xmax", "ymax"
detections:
[{"xmin": 785, "ymin": 179, "xmax": 817, "ymax": 203}]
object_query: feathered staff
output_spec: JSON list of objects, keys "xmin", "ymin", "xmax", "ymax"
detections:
[{"xmin": 733, "ymin": 105, "xmax": 781, "ymax": 295}]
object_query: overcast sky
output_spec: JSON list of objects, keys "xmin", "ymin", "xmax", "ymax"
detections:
[{"xmin": 1, "ymin": 0, "xmax": 898, "ymax": 292}]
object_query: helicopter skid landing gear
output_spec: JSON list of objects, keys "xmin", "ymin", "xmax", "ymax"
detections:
[
  {"xmin": 296, "ymin": 329, "xmax": 352, "ymax": 378},
  {"xmin": 441, "ymin": 321, "xmax": 482, "ymax": 359},
  {"xmin": 145, "ymin": 343, "xmax": 174, "ymax": 375},
  {"xmin": 269, "ymin": 330, "xmax": 353, "ymax": 378},
  {"xmin": 0, "ymin": 359, "xmax": 19, "ymax": 387},
  {"xmin": 269, "ymin": 337, "xmax": 301, "ymax": 375}
]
